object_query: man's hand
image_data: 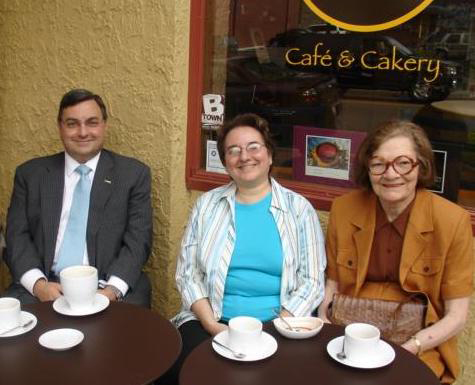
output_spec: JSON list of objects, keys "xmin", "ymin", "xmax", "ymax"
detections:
[
  {"xmin": 97, "ymin": 287, "xmax": 118, "ymax": 302},
  {"xmin": 33, "ymin": 279, "xmax": 62, "ymax": 302}
]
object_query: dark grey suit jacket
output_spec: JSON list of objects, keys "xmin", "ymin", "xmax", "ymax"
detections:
[{"xmin": 4, "ymin": 149, "xmax": 152, "ymax": 306}]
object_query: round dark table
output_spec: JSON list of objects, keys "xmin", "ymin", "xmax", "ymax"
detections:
[
  {"xmin": 0, "ymin": 301, "xmax": 181, "ymax": 385},
  {"xmin": 180, "ymin": 323, "xmax": 439, "ymax": 385}
]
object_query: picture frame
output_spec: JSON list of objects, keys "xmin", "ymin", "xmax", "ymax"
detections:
[{"xmin": 293, "ymin": 125, "xmax": 367, "ymax": 187}]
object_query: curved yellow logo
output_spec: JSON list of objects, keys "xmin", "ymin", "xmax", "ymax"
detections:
[{"xmin": 303, "ymin": 0, "xmax": 434, "ymax": 32}]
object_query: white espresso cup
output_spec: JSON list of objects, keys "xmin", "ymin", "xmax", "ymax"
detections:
[
  {"xmin": 60, "ymin": 265, "xmax": 98, "ymax": 311},
  {"xmin": 0, "ymin": 297, "xmax": 21, "ymax": 332},
  {"xmin": 344, "ymin": 323, "xmax": 380, "ymax": 363},
  {"xmin": 227, "ymin": 316, "xmax": 263, "ymax": 355}
]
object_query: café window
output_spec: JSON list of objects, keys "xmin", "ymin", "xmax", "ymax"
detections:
[{"xmin": 186, "ymin": 0, "xmax": 475, "ymax": 221}]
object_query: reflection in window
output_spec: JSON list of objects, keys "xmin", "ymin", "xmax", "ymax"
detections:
[{"xmin": 199, "ymin": 0, "xmax": 475, "ymax": 208}]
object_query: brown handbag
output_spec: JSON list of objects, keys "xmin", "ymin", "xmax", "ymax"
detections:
[{"xmin": 329, "ymin": 293, "xmax": 426, "ymax": 345}]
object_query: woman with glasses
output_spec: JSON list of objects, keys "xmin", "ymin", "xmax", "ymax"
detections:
[
  {"xmin": 318, "ymin": 120, "xmax": 472, "ymax": 384},
  {"xmin": 161, "ymin": 113, "xmax": 325, "ymax": 384}
]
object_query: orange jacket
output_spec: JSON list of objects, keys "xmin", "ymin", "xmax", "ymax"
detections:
[{"xmin": 326, "ymin": 189, "xmax": 473, "ymax": 382}]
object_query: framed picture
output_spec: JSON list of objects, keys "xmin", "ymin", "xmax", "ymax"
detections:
[{"xmin": 293, "ymin": 126, "xmax": 367, "ymax": 187}]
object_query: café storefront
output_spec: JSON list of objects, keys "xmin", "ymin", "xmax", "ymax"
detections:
[{"xmin": 186, "ymin": 0, "xmax": 475, "ymax": 223}]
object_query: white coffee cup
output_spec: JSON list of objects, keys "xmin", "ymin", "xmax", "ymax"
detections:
[
  {"xmin": 344, "ymin": 323, "xmax": 380, "ymax": 363},
  {"xmin": 227, "ymin": 316, "xmax": 263, "ymax": 355},
  {"xmin": 0, "ymin": 297, "xmax": 21, "ymax": 332},
  {"xmin": 60, "ymin": 265, "xmax": 98, "ymax": 311}
]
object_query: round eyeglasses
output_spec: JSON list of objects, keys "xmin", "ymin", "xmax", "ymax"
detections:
[
  {"xmin": 368, "ymin": 155, "xmax": 419, "ymax": 176},
  {"xmin": 226, "ymin": 142, "xmax": 265, "ymax": 157}
]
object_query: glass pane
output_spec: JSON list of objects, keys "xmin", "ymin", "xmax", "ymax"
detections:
[{"xmin": 200, "ymin": 0, "xmax": 475, "ymax": 207}]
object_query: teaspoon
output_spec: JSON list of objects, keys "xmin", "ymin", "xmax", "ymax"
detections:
[
  {"xmin": 212, "ymin": 339, "xmax": 246, "ymax": 359},
  {"xmin": 0, "ymin": 319, "xmax": 34, "ymax": 336},
  {"xmin": 273, "ymin": 309, "xmax": 295, "ymax": 331},
  {"xmin": 336, "ymin": 338, "xmax": 346, "ymax": 360}
]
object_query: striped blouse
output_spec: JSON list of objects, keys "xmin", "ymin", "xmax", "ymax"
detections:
[{"xmin": 172, "ymin": 178, "xmax": 326, "ymax": 327}]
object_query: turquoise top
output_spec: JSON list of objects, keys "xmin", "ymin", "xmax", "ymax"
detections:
[{"xmin": 221, "ymin": 193, "xmax": 283, "ymax": 321}]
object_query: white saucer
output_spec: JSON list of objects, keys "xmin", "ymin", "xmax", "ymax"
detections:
[
  {"xmin": 327, "ymin": 336, "xmax": 395, "ymax": 369},
  {"xmin": 212, "ymin": 330, "xmax": 278, "ymax": 361},
  {"xmin": 39, "ymin": 328, "xmax": 84, "ymax": 351},
  {"xmin": 0, "ymin": 311, "xmax": 37, "ymax": 338},
  {"xmin": 53, "ymin": 293, "xmax": 109, "ymax": 316}
]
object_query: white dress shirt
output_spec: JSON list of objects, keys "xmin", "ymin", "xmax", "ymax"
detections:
[{"xmin": 20, "ymin": 152, "xmax": 128, "ymax": 296}]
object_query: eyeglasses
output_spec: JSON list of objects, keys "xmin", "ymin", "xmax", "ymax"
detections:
[
  {"xmin": 368, "ymin": 155, "xmax": 419, "ymax": 176},
  {"xmin": 62, "ymin": 118, "xmax": 103, "ymax": 129},
  {"xmin": 226, "ymin": 142, "xmax": 265, "ymax": 157}
]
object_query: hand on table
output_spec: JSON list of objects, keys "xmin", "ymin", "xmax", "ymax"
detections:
[
  {"xmin": 317, "ymin": 304, "xmax": 332, "ymax": 323},
  {"xmin": 97, "ymin": 287, "xmax": 118, "ymax": 302},
  {"xmin": 191, "ymin": 298, "xmax": 228, "ymax": 336},
  {"xmin": 33, "ymin": 279, "xmax": 62, "ymax": 302},
  {"xmin": 401, "ymin": 339, "xmax": 419, "ymax": 355},
  {"xmin": 205, "ymin": 321, "xmax": 228, "ymax": 336}
]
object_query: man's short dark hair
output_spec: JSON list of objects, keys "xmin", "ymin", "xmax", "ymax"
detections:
[{"xmin": 57, "ymin": 89, "xmax": 108, "ymax": 122}]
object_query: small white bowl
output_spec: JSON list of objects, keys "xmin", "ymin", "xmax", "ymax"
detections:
[
  {"xmin": 39, "ymin": 328, "xmax": 84, "ymax": 351},
  {"xmin": 273, "ymin": 316, "xmax": 324, "ymax": 339}
]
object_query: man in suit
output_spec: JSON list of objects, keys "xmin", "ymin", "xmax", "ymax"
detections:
[{"xmin": 4, "ymin": 89, "xmax": 152, "ymax": 306}]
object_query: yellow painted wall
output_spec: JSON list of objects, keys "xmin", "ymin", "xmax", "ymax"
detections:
[
  {"xmin": 0, "ymin": 0, "xmax": 193, "ymax": 317},
  {"xmin": 0, "ymin": 1, "xmax": 474, "ymax": 384}
]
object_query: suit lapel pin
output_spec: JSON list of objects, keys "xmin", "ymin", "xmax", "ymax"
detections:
[{"xmin": 104, "ymin": 179, "xmax": 112, "ymax": 184}]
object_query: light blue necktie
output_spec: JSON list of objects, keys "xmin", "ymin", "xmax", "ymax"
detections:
[{"xmin": 55, "ymin": 165, "xmax": 92, "ymax": 274}]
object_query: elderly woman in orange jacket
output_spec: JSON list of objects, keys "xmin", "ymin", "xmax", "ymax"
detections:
[{"xmin": 318, "ymin": 121, "xmax": 473, "ymax": 384}]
